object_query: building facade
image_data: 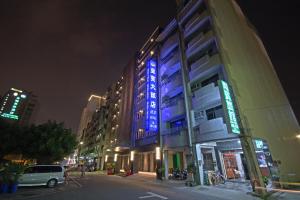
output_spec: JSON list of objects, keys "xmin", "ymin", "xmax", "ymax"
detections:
[
  {"xmin": 0, "ymin": 87, "xmax": 38, "ymax": 126},
  {"xmin": 80, "ymin": 0, "xmax": 300, "ymax": 184}
]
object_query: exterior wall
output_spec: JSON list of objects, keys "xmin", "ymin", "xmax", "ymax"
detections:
[
  {"xmin": 208, "ymin": 0, "xmax": 300, "ymax": 180},
  {"xmin": 117, "ymin": 59, "xmax": 135, "ymax": 148}
]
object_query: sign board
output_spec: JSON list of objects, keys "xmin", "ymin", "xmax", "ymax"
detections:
[
  {"xmin": 146, "ymin": 59, "xmax": 158, "ymax": 132},
  {"xmin": 219, "ymin": 80, "xmax": 240, "ymax": 134}
]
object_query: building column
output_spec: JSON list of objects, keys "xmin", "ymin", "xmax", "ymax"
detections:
[
  {"xmin": 163, "ymin": 150, "xmax": 169, "ymax": 179},
  {"xmin": 196, "ymin": 144, "xmax": 204, "ymax": 185}
]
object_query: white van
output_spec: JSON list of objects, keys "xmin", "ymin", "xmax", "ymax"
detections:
[{"xmin": 19, "ymin": 165, "xmax": 65, "ymax": 187}]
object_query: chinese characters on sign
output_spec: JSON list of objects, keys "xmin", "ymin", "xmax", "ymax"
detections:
[
  {"xmin": 221, "ymin": 80, "xmax": 240, "ymax": 134},
  {"xmin": 146, "ymin": 59, "xmax": 158, "ymax": 132}
]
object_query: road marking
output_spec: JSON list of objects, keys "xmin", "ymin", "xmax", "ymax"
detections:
[
  {"xmin": 139, "ymin": 192, "xmax": 168, "ymax": 199},
  {"xmin": 69, "ymin": 176, "xmax": 82, "ymax": 187}
]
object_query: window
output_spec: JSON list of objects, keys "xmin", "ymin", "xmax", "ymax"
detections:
[
  {"xmin": 201, "ymin": 74, "xmax": 219, "ymax": 87},
  {"xmin": 137, "ymin": 110, "xmax": 144, "ymax": 119},
  {"xmin": 136, "ymin": 129, "xmax": 145, "ymax": 139},
  {"xmin": 206, "ymin": 105, "xmax": 223, "ymax": 120},
  {"xmin": 170, "ymin": 118, "xmax": 186, "ymax": 128}
]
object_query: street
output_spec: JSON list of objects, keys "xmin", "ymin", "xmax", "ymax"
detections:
[{"xmin": 0, "ymin": 172, "xmax": 261, "ymax": 200}]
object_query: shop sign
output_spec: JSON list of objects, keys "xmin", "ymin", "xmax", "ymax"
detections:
[
  {"xmin": 146, "ymin": 59, "xmax": 158, "ymax": 132},
  {"xmin": 219, "ymin": 80, "xmax": 240, "ymax": 134}
]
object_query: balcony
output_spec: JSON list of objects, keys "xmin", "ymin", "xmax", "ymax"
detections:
[
  {"xmin": 162, "ymin": 99, "xmax": 185, "ymax": 122},
  {"xmin": 161, "ymin": 75, "xmax": 183, "ymax": 97},
  {"xmin": 186, "ymin": 30, "xmax": 214, "ymax": 55},
  {"xmin": 189, "ymin": 54, "xmax": 222, "ymax": 82},
  {"xmin": 192, "ymin": 83, "xmax": 221, "ymax": 111},
  {"xmin": 162, "ymin": 129, "xmax": 188, "ymax": 148},
  {"xmin": 160, "ymin": 34, "xmax": 178, "ymax": 60},
  {"xmin": 161, "ymin": 50, "xmax": 179, "ymax": 71},
  {"xmin": 161, "ymin": 62, "xmax": 181, "ymax": 79},
  {"xmin": 184, "ymin": 11, "xmax": 210, "ymax": 37},
  {"xmin": 178, "ymin": 0, "xmax": 203, "ymax": 25},
  {"xmin": 193, "ymin": 118, "xmax": 229, "ymax": 143}
]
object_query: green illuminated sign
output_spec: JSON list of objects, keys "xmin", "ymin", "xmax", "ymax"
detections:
[
  {"xmin": 1, "ymin": 113, "xmax": 19, "ymax": 120},
  {"xmin": 220, "ymin": 80, "xmax": 240, "ymax": 134}
]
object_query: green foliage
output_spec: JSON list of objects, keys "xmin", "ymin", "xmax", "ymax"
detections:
[
  {"xmin": 0, "ymin": 162, "xmax": 26, "ymax": 184},
  {"xmin": 0, "ymin": 120, "xmax": 77, "ymax": 164}
]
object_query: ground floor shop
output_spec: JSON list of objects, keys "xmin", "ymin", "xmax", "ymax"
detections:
[{"xmin": 196, "ymin": 138, "xmax": 275, "ymax": 185}]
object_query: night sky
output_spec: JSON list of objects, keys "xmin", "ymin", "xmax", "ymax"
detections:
[{"xmin": 0, "ymin": 0, "xmax": 299, "ymax": 132}]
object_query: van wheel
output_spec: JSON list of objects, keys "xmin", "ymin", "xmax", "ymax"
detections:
[{"xmin": 47, "ymin": 179, "xmax": 57, "ymax": 188}]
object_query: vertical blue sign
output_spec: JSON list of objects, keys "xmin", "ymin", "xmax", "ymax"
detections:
[{"xmin": 146, "ymin": 59, "xmax": 158, "ymax": 132}]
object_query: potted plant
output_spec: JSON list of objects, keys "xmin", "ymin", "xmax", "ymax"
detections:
[
  {"xmin": 0, "ymin": 170, "xmax": 10, "ymax": 193},
  {"xmin": 6, "ymin": 163, "xmax": 25, "ymax": 193}
]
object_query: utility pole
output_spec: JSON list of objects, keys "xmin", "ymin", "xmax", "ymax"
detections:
[{"xmin": 239, "ymin": 116, "xmax": 267, "ymax": 197}]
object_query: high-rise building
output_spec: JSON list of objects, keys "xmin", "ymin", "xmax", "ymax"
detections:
[
  {"xmin": 0, "ymin": 88, "xmax": 38, "ymax": 126},
  {"xmin": 77, "ymin": 94, "xmax": 105, "ymax": 141},
  {"xmin": 83, "ymin": 0, "xmax": 300, "ymax": 185},
  {"xmin": 155, "ymin": 0, "xmax": 299, "ymax": 184}
]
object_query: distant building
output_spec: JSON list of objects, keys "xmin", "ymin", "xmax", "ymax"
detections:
[
  {"xmin": 0, "ymin": 87, "xmax": 38, "ymax": 126},
  {"xmin": 77, "ymin": 94, "xmax": 105, "ymax": 140}
]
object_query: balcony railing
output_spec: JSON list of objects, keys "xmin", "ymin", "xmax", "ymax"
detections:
[
  {"xmin": 189, "ymin": 54, "xmax": 221, "ymax": 82},
  {"xmin": 162, "ymin": 99, "xmax": 185, "ymax": 122},
  {"xmin": 186, "ymin": 30, "xmax": 214, "ymax": 55},
  {"xmin": 184, "ymin": 11, "xmax": 209, "ymax": 36},
  {"xmin": 178, "ymin": 0, "xmax": 203, "ymax": 25},
  {"xmin": 161, "ymin": 62, "xmax": 181, "ymax": 80},
  {"xmin": 160, "ymin": 34, "xmax": 179, "ymax": 60},
  {"xmin": 162, "ymin": 125, "xmax": 187, "ymax": 136},
  {"xmin": 161, "ymin": 75, "xmax": 183, "ymax": 97}
]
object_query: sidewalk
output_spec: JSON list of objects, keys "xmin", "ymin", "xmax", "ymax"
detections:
[{"xmin": 122, "ymin": 173, "xmax": 300, "ymax": 200}]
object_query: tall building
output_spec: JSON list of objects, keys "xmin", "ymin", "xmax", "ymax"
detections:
[
  {"xmin": 154, "ymin": 0, "xmax": 299, "ymax": 184},
  {"xmin": 130, "ymin": 28, "xmax": 161, "ymax": 173},
  {"xmin": 0, "ymin": 88, "xmax": 38, "ymax": 126},
  {"xmin": 82, "ymin": 0, "xmax": 300, "ymax": 184},
  {"xmin": 77, "ymin": 94, "xmax": 105, "ymax": 140}
]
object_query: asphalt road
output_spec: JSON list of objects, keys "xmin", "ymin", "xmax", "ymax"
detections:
[{"xmin": 0, "ymin": 173, "xmax": 255, "ymax": 200}]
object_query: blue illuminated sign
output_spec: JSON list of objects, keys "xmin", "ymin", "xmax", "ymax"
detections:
[{"xmin": 146, "ymin": 59, "xmax": 158, "ymax": 132}]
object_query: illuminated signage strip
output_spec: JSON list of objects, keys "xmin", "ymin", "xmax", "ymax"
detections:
[
  {"xmin": 220, "ymin": 80, "xmax": 240, "ymax": 134},
  {"xmin": 1, "ymin": 113, "xmax": 19, "ymax": 120},
  {"xmin": 146, "ymin": 59, "xmax": 158, "ymax": 132}
]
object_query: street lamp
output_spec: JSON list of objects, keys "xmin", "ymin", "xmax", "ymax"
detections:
[
  {"xmin": 77, "ymin": 141, "xmax": 84, "ymax": 164},
  {"xmin": 155, "ymin": 147, "xmax": 162, "ymax": 180},
  {"xmin": 296, "ymin": 134, "xmax": 300, "ymax": 139},
  {"xmin": 130, "ymin": 151, "xmax": 135, "ymax": 174}
]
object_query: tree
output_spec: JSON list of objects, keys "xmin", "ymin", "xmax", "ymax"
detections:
[
  {"xmin": 22, "ymin": 121, "xmax": 77, "ymax": 164},
  {"xmin": 0, "ymin": 120, "xmax": 77, "ymax": 164},
  {"xmin": 0, "ymin": 120, "xmax": 22, "ymax": 160}
]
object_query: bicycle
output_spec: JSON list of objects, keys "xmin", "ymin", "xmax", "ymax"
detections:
[{"xmin": 211, "ymin": 171, "xmax": 225, "ymax": 185}]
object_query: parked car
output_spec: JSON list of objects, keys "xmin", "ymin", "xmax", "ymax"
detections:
[{"xmin": 18, "ymin": 165, "xmax": 65, "ymax": 188}]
